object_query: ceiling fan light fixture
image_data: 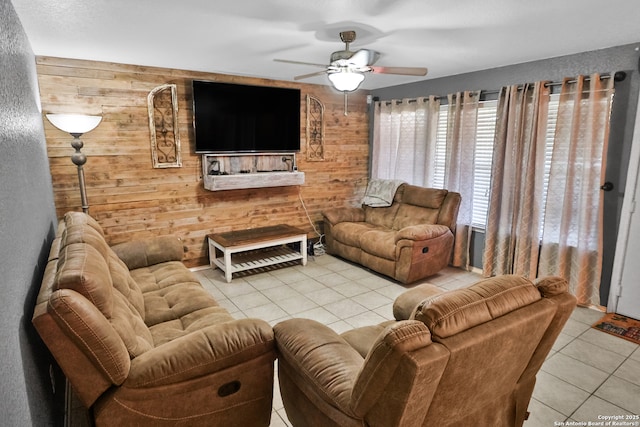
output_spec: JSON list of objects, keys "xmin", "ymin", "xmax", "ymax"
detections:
[{"xmin": 328, "ymin": 70, "xmax": 365, "ymax": 92}]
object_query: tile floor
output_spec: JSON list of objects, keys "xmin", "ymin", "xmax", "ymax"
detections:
[{"xmin": 193, "ymin": 254, "xmax": 640, "ymax": 427}]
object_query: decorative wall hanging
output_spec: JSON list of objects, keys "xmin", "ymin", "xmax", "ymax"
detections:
[
  {"xmin": 306, "ymin": 95, "xmax": 325, "ymax": 161},
  {"xmin": 148, "ymin": 84, "xmax": 182, "ymax": 168}
]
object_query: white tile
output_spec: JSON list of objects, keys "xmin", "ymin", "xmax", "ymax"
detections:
[
  {"xmin": 286, "ymin": 278, "xmax": 326, "ymax": 294},
  {"xmin": 314, "ymin": 272, "xmax": 352, "ymax": 286},
  {"xmin": 524, "ymin": 398, "xmax": 567, "ymax": 427},
  {"xmin": 322, "ymin": 259, "xmax": 354, "ymax": 272},
  {"xmin": 344, "ymin": 310, "xmax": 387, "ymax": 328},
  {"xmin": 300, "ymin": 265, "xmax": 334, "ymax": 278},
  {"xmin": 270, "ymin": 410, "xmax": 290, "ymax": 427},
  {"xmin": 215, "ymin": 298, "xmax": 240, "ymax": 314},
  {"xmin": 595, "ymin": 375, "xmax": 640, "ymax": 414},
  {"xmin": 551, "ymin": 332, "xmax": 574, "ymax": 352},
  {"xmin": 275, "ymin": 294, "xmax": 319, "ymax": 315},
  {"xmin": 327, "ymin": 320, "xmax": 354, "ymax": 335},
  {"xmin": 570, "ymin": 306, "xmax": 606, "ymax": 325},
  {"xmin": 338, "ymin": 266, "xmax": 376, "ymax": 281},
  {"xmin": 541, "ymin": 353, "xmax": 609, "ymax": 393},
  {"xmin": 375, "ymin": 284, "xmax": 408, "ymax": 300},
  {"xmin": 613, "ymin": 358, "xmax": 640, "ymax": 388},
  {"xmin": 356, "ymin": 275, "xmax": 394, "ymax": 290},
  {"xmin": 332, "ymin": 281, "xmax": 371, "ymax": 297},
  {"xmin": 242, "ymin": 303, "xmax": 288, "ymax": 322},
  {"xmin": 579, "ymin": 328, "xmax": 639, "ymax": 357},
  {"xmin": 572, "ymin": 395, "xmax": 633, "ymax": 424},
  {"xmin": 532, "ymin": 370, "xmax": 590, "ymax": 416},
  {"xmin": 560, "ymin": 338, "xmax": 627, "ymax": 373},
  {"xmin": 355, "ymin": 290, "xmax": 394, "ymax": 309},
  {"xmin": 561, "ymin": 318, "xmax": 593, "ymax": 338},
  {"xmin": 269, "ymin": 269, "xmax": 310, "ymax": 284},
  {"xmin": 215, "ymin": 280, "xmax": 257, "ymax": 298},
  {"xmin": 231, "ymin": 291, "xmax": 272, "ymax": 311},
  {"xmin": 372, "ymin": 304, "xmax": 394, "ymax": 320},
  {"xmin": 245, "ymin": 274, "xmax": 287, "ymax": 291},
  {"xmin": 323, "ymin": 299, "xmax": 369, "ymax": 319},
  {"xmin": 295, "ymin": 307, "xmax": 340, "ymax": 325},
  {"xmin": 305, "ymin": 287, "xmax": 344, "ymax": 305},
  {"xmin": 261, "ymin": 285, "xmax": 303, "ymax": 301}
]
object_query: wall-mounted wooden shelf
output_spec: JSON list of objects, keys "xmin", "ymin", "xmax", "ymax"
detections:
[{"xmin": 202, "ymin": 153, "xmax": 304, "ymax": 191}]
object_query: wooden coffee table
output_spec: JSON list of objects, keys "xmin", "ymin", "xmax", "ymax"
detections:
[{"xmin": 208, "ymin": 224, "xmax": 307, "ymax": 282}]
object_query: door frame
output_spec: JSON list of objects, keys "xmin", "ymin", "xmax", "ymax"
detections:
[{"xmin": 608, "ymin": 93, "xmax": 640, "ymax": 312}]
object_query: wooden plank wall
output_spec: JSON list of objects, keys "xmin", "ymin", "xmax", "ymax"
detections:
[{"xmin": 36, "ymin": 56, "xmax": 370, "ymax": 267}]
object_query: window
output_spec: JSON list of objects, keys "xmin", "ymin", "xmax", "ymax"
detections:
[{"xmin": 433, "ymin": 100, "xmax": 498, "ymax": 228}]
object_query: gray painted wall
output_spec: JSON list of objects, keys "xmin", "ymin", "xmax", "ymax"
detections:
[
  {"xmin": 1, "ymin": 0, "xmax": 60, "ymax": 424},
  {"xmin": 371, "ymin": 43, "xmax": 640, "ymax": 305}
]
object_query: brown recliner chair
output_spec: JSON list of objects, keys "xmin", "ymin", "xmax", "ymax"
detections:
[
  {"xmin": 274, "ymin": 275, "xmax": 576, "ymax": 427},
  {"xmin": 323, "ymin": 184, "xmax": 461, "ymax": 283}
]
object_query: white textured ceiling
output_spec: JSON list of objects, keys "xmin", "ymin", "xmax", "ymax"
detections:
[{"xmin": 11, "ymin": 0, "xmax": 640, "ymax": 90}]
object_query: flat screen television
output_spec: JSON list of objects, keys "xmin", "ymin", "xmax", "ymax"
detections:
[{"xmin": 192, "ymin": 80, "xmax": 301, "ymax": 154}]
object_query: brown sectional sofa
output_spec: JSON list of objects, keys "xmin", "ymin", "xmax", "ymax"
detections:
[
  {"xmin": 323, "ymin": 184, "xmax": 461, "ymax": 283},
  {"xmin": 32, "ymin": 212, "xmax": 276, "ymax": 426},
  {"xmin": 274, "ymin": 275, "xmax": 576, "ymax": 427}
]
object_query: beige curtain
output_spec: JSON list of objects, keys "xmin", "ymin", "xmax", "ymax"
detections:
[
  {"xmin": 538, "ymin": 74, "xmax": 615, "ymax": 306},
  {"xmin": 372, "ymin": 97, "xmax": 440, "ymax": 186},
  {"xmin": 444, "ymin": 91, "xmax": 480, "ymax": 269},
  {"xmin": 483, "ymin": 82, "xmax": 550, "ymax": 277}
]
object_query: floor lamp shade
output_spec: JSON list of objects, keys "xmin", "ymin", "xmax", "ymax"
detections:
[
  {"xmin": 46, "ymin": 114, "xmax": 102, "ymax": 214},
  {"xmin": 46, "ymin": 114, "xmax": 102, "ymax": 134}
]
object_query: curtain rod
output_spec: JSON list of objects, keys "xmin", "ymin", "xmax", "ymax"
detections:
[{"xmin": 380, "ymin": 72, "xmax": 616, "ymax": 105}]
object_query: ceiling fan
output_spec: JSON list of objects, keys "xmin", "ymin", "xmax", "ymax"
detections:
[{"xmin": 275, "ymin": 30, "xmax": 428, "ymax": 93}]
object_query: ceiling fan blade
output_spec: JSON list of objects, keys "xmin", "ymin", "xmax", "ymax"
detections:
[
  {"xmin": 370, "ymin": 66, "xmax": 428, "ymax": 76},
  {"xmin": 349, "ymin": 49, "xmax": 380, "ymax": 67},
  {"xmin": 294, "ymin": 70, "xmax": 328, "ymax": 80},
  {"xmin": 274, "ymin": 59, "xmax": 327, "ymax": 69}
]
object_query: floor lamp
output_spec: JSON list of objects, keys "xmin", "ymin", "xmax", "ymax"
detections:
[{"xmin": 46, "ymin": 114, "xmax": 102, "ymax": 214}]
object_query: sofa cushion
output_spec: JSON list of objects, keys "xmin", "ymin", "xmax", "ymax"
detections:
[
  {"xmin": 61, "ymin": 222, "xmax": 147, "ymax": 320},
  {"xmin": 363, "ymin": 204, "xmax": 400, "ymax": 229},
  {"xmin": 360, "ymin": 229, "xmax": 397, "ymax": 260},
  {"xmin": 131, "ymin": 262, "xmax": 223, "ymax": 327},
  {"xmin": 412, "ymin": 275, "xmax": 542, "ymax": 338},
  {"xmin": 55, "ymin": 242, "xmax": 154, "ymax": 357},
  {"xmin": 55, "ymin": 243, "xmax": 114, "ymax": 318},
  {"xmin": 62, "ymin": 223, "xmax": 111, "ymax": 261},
  {"xmin": 111, "ymin": 291, "xmax": 154, "ymax": 356},
  {"xmin": 402, "ymin": 186, "xmax": 448, "ymax": 209},
  {"xmin": 108, "ymin": 252, "xmax": 146, "ymax": 319},
  {"xmin": 331, "ymin": 222, "xmax": 378, "ymax": 247},
  {"xmin": 149, "ymin": 305, "xmax": 235, "ymax": 346},
  {"xmin": 392, "ymin": 203, "xmax": 441, "ymax": 230}
]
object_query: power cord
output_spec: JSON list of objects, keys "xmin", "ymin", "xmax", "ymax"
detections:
[{"xmin": 298, "ymin": 190, "xmax": 325, "ymax": 256}]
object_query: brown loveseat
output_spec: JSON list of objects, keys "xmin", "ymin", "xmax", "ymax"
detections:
[
  {"xmin": 33, "ymin": 212, "xmax": 276, "ymax": 426},
  {"xmin": 274, "ymin": 275, "xmax": 576, "ymax": 427},
  {"xmin": 323, "ymin": 184, "xmax": 461, "ymax": 283}
]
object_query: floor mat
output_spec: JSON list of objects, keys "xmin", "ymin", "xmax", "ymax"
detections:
[{"xmin": 592, "ymin": 312, "xmax": 640, "ymax": 345}]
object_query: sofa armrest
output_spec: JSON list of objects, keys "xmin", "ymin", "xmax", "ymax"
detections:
[
  {"xmin": 274, "ymin": 318, "xmax": 363, "ymax": 415},
  {"xmin": 393, "ymin": 284, "xmax": 443, "ymax": 320},
  {"xmin": 124, "ymin": 318, "xmax": 275, "ymax": 388},
  {"xmin": 111, "ymin": 236, "xmax": 185, "ymax": 270},
  {"xmin": 395, "ymin": 224, "xmax": 451, "ymax": 242},
  {"xmin": 322, "ymin": 207, "xmax": 365, "ymax": 225}
]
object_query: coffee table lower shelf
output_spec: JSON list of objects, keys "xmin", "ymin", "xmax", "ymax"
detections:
[
  {"xmin": 208, "ymin": 225, "xmax": 307, "ymax": 282},
  {"xmin": 211, "ymin": 246, "xmax": 305, "ymax": 281}
]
